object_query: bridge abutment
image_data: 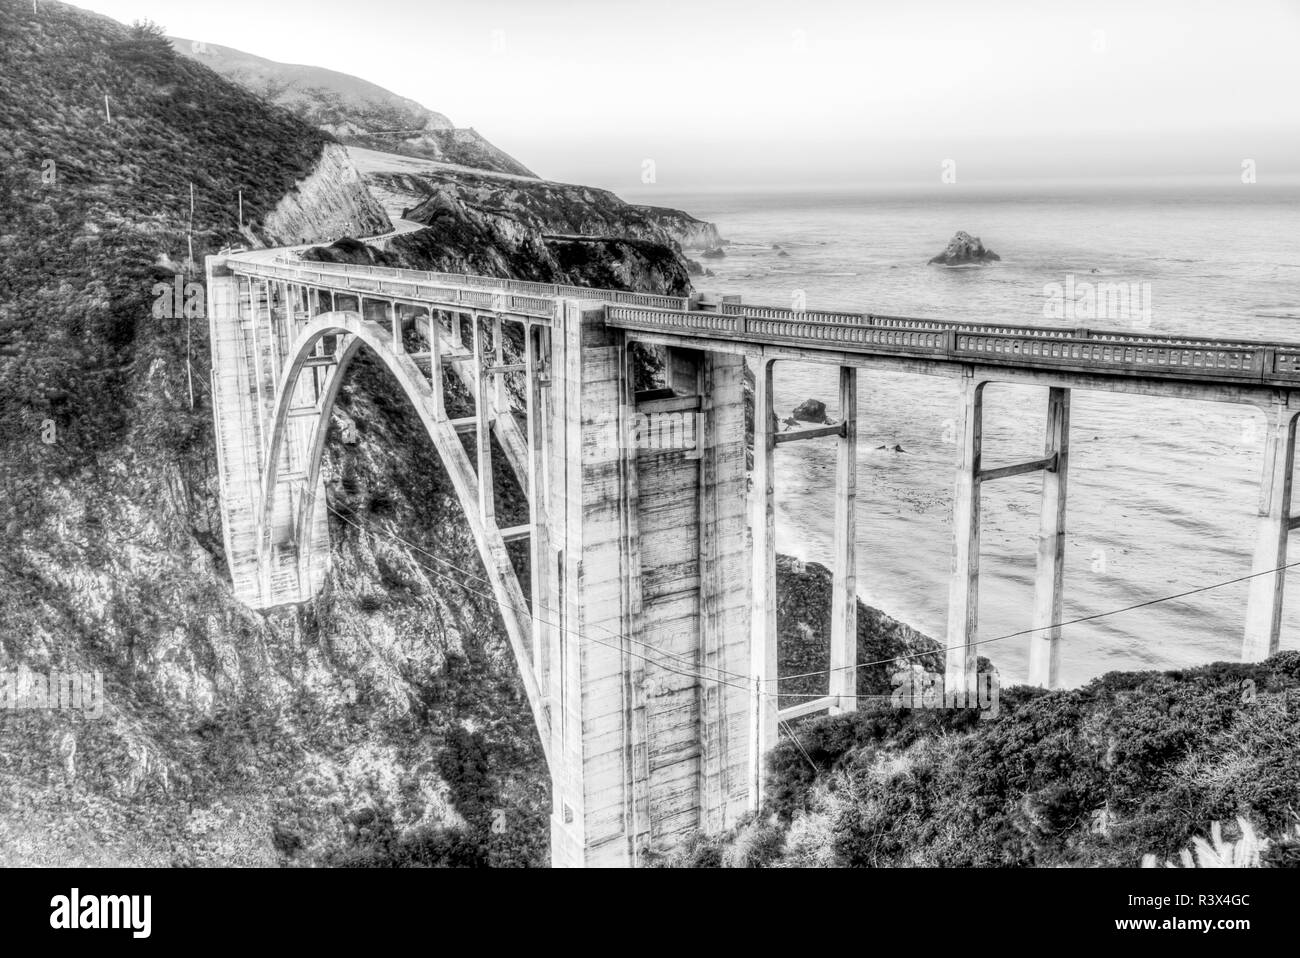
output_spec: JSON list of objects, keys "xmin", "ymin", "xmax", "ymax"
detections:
[{"xmin": 207, "ymin": 260, "xmax": 330, "ymax": 608}]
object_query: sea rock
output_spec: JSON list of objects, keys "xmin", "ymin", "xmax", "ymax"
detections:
[
  {"xmin": 928, "ymin": 230, "xmax": 1000, "ymax": 266},
  {"xmin": 777, "ymin": 249, "xmax": 790, "ymax": 258},
  {"xmin": 701, "ymin": 247, "xmax": 726, "ymax": 259},
  {"xmin": 792, "ymin": 399, "xmax": 831, "ymax": 424}
]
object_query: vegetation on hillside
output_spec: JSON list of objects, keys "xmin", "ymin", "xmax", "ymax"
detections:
[
  {"xmin": 0, "ymin": 0, "xmax": 328, "ymax": 467},
  {"xmin": 665, "ymin": 653, "xmax": 1300, "ymax": 867},
  {"xmin": 0, "ymin": 0, "xmax": 551, "ymax": 866}
]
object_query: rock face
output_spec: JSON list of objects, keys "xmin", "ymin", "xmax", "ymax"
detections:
[
  {"xmin": 306, "ymin": 224, "xmax": 691, "ymax": 303},
  {"xmin": 330, "ymin": 188, "xmax": 692, "ymax": 296},
  {"xmin": 263, "ymin": 143, "xmax": 392, "ymax": 244},
  {"xmin": 792, "ymin": 399, "xmax": 831, "ymax": 424},
  {"xmin": 633, "ymin": 205, "xmax": 725, "ymax": 250},
  {"xmin": 374, "ymin": 164, "xmax": 719, "ymax": 271},
  {"xmin": 928, "ymin": 230, "xmax": 1001, "ymax": 266}
]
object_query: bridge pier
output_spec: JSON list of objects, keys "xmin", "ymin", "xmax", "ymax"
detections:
[
  {"xmin": 1028, "ymin": 387, "xmax": 1070, "ymax": 688},
  {"xmin": 946, "ymin": 377, "xmax": 985, "ymax": 694},
  {"xmin": 545, "ymin": 304, "xmax": 751, "ymax": 866},
  {"xmin": 749, "ymin": 355, "xmax": 778, "ymax": 809},
  {"xmin": 948, "ymin": 380, "xmax": 1076, "ymax": 690},
  {"xmin": 829, "ymin": 366, "xmax": 859, "ymax": 713},
  {"xmin": 1243, "ymin": 399, "xmax": 1300, "ymax": 660}
]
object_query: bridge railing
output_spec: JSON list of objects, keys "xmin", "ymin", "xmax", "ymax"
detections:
[
  {"xmin": 230, "ymin": 255, "xmax": 1300, "ymax": 386},
  {"xmin": 241, "ymin": 259, "xmax": 690, "ymax": 313},
  {"xmin": 608, "ymin": 304, "xmax": 1300, "ymax": 385}
]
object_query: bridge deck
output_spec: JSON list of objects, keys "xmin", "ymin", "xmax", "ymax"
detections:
[{"xmin": 226, "ymin": 254, "xmax": 1300, "ymax": 392}]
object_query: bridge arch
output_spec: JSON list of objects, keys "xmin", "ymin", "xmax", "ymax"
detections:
[{"xmin": 255, "ymin": 309, "xmax": 551, "ymax": 764}]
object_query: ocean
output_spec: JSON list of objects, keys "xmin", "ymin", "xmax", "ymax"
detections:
[{"xmin": 627, "ymin": 178, "xmax": 1300, "ymax": 687}]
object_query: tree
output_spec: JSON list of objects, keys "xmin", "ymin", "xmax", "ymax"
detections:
[{"xmin": 114, "ymin": 20, "xmax": 176, "ymax": 75}]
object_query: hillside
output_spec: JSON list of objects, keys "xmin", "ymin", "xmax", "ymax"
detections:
[
  {"xmin": 665, "ymin": 652, "xmax": 1300, "ymax": 868},
  {"xmin": 171, "ymin": 37, "xmax": 536, "ymax": 177},
  {"xmin": 0, "ymin": 2, "xmax": 551, "ymax": 866}
]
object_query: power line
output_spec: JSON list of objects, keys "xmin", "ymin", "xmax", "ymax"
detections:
[
  {"xmin": 775, "ymin": 558, "xmax": 1300, "ymax": 685},
  {"xmin": 326, "ymin": 505, "xmax": 757, "ymax": 695},
  {"xmin": 328, "ymin": 504, "xmax": 839, "ymax": 780},
  {"xmin": 325, "ymin": 501, "xmax": 752, "ymax": 683},
  {"xmin": 778, "ymin": 716, "xmax": 819, "ymax": 772},
  {"xmin": 327, "ymin": 498, "xmax": 1299, "ymax": 702}
]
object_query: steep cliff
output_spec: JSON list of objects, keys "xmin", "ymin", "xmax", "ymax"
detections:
[
  {"xmin": 634, "ymin": 204, "xmax": 726, "ymax": 250},
  {"xmin": 262, "ymin": 142, "xmax": 391, "ymax": 244},
  {"xmin": 362, "ymin": 158, "xmax": 725, "ymax": 257}
]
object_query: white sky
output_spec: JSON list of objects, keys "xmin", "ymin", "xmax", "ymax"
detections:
[{"xmin": 74, "ymin": 0, "xmax": 1300, "ymax": 191}]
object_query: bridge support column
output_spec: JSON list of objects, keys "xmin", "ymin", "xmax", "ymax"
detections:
[
  {"xmin": 1028, "ymin": 387, "xmax": 1070, "ymax": 688},
  {"xmin": 696, "ymin": 350, "xmax": 751, "ymax": 833},
  {"xmin": 946, "ymin": 377, "xmax": 985, "ymax": 695},
  {"xmin": 749, "ymin": 354, "xmax": 778, "ymax": 810},
  {"xmin": 1243, "ymin": 400, "xmax": 1299, "ymax": 660},
  {"xmin": 472, "ymin": 316, "xmax": 495, "ymax": 522},
  {"xmin": 525, "ymin": 322, "xmax": 551, "ymax": 696},
  {"xmin": 546, "ymin": 300, "xmax": 643, "ymax": 867},
  {"xmin": 426, "ymin": 309, "xmax": 444, "ymax": 419},
  {"xmin": 829, "ymin": 367, "xmax": 859, "ymax": 713}
]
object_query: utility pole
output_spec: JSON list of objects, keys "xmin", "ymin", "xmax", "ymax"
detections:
[
  {"xmin": 238, "ymin": 189, "xmax": 244, "ymax": 230},
  {"xmin": 186, "ymin": 182, "xmax": 196, "ymax": 410},
  {"xmin": 104, "ymin": 95, "xmax": 111, "ymax": 124}
]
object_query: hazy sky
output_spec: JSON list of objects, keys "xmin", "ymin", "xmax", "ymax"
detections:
[{"xmin": 77, "ymin": 0, "xmax": 1300, "ymax": 191}]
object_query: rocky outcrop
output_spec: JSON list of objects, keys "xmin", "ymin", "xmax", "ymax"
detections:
[
  {"xmin": 634, "ymin": 205, "xmax": 725, "ymax": 250},
  {"xmin": 792, "ymin": 399, "xmax": 831, "ymax": 424},
  {"xmin": 263, "ymin": 143, "xmax": 391, "ymax": 244},
  {"xmin": 701, "ymin": 247, "xmax": 726, "ymax": 259},
  {"xmin": 928, "ymin": 230, "xmax": 1000, "ymax": 265},
  {"xmin": 302, "ymin": 191, "xmax": 692, "ymax": 298},
  {"xmin": 364, "ymin": 162, "xmax": 721, "ymax": 258},
  {"xmin": 546, "ymin": 237, "xmax": 691, "ymax": 296}
]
